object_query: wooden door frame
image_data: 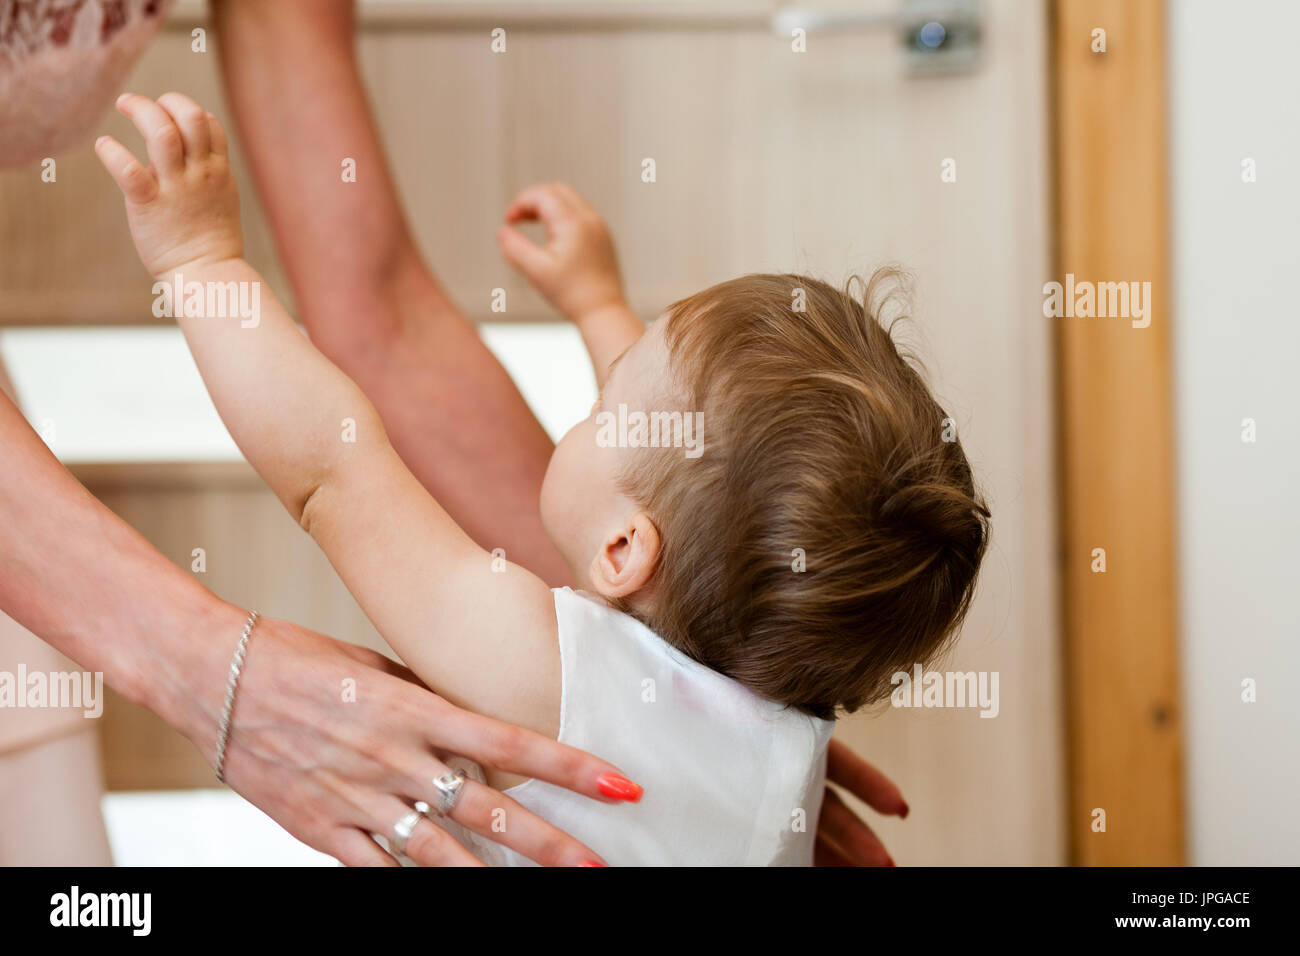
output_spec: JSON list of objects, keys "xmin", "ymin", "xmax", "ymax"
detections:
[{"xmin": 1051, "ymin": 0, "xmax": 1184, "ymax": 865}]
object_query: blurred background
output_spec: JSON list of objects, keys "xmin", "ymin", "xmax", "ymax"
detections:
[{"xmin": 0, "ymin": 0, "xmax": 1295, "ymax": 865}]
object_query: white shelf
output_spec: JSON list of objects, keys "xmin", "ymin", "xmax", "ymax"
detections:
[{"xmin": 0, "ymin": 323, "xmax": 596, "ymax": 464}]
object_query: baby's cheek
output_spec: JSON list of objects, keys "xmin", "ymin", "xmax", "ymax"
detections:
[
  {"xmin": 539, "ymin": 440, "xmax": 578, "ymax": 543},
  {"xmin": 542, "ymin": 424, "xmax": 603, "ymax": 538},
  {"xmin": 543, "ymin": 427, "xmax": 583, "ymax": 507}
]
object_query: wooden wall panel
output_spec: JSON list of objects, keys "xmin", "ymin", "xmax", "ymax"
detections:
[{"xmin": 1052, "ymin": 0, "xmax": 1184, "ymax": 864}]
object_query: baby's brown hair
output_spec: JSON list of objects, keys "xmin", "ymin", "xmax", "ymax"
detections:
[{"xmin": 619, "ymin": 270, "xmax": 990, "ymax": 720}]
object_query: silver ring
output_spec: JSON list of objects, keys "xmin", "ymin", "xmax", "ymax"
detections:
[
  {"xmin": 429, "ymin": 769, "xmax": 468, "ymax": 818},
  {"xmin": 390, "ymin": 808, "xmax": 423, "ymax": 857}
]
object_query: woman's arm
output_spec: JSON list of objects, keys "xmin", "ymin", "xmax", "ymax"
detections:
[
  {"xmin": 210, "ymin": 0, "xmax": 571, "ymax": 585},
  {"xmin": 0, "ymin": 387, "xmax": 628, "ymax": 864},
  {"xmin": 0, "ymin": 386, "xmax": 217, "ymax": 728}
]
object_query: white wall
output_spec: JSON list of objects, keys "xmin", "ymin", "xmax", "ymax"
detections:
[{"xmin": 1169, "ymin": 0, "xmax": 1300, "ymax": 865}]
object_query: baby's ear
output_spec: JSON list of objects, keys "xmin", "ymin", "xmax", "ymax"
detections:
[{"xmin": 588, "ymin": 512, "xmax": 660, "ymax": 600}]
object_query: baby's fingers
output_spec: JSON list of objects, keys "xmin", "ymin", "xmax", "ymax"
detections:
[
  {"xmin": 553, "ymin": 182, "xmax": 601, "ymax": 220},
  {"xmin": 156, "ymin": 91, "xmax": 211, "ymax": 158},
  {"xmin": 94, "ymin": 135, "xmax": 158, "ymax": 204},
  {"xmin": 503, "ymin": 183, "xmax": 571, "ymax": 231},
  {"xmin": 115, "ymin": 93, "xmax": 185, "ymax": 178},
  {"xmin": 206, "ymin": 112, "xmax": 228, "ymax": 157},
  {"xmin": 496, "ymin": 223, "xmax": 554, "ymax": 281}
]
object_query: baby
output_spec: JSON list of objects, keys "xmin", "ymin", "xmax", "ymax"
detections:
[{"xmin": 96, "ymin": 93, "xmax": 990, "ymax": 866}]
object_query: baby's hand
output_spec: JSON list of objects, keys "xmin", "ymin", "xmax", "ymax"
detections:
[
  {"xmin": 95, "ymin": 93, "xmax": 242, "ymax": 278},
  {"xmin": 496, "ymin": 183, "xmax": 626, "ymax": 325}
]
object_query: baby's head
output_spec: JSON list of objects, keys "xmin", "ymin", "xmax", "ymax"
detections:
[{"xmin": 541, "ymin": 270, "xmax": 990, "ymax": 718}]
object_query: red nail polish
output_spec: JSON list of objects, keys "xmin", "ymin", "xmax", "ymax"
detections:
[
  {"xmin": 886, "ymin": 857, "xmax": 897, "ymax": 867},
  {"xmin": 596, "ymin": 773, "xmax": 643, "ymax": 803},
  {"xmin": 578, "ymin": 860, "xmax": 606, "ymax": 867},
  {"xmin": 899, "ymin": 802, "xmax": 910, "ymax": 819}
]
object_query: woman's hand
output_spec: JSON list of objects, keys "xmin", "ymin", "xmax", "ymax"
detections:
[
  {"xmin": 170, "ymin": 604, "xmax": 640, "ymax": 866},
  {"xmin": 814, "ymin": 739, "xmax": 909, "ymax": 866}
]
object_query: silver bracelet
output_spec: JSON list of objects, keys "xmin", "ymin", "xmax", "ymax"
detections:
[{"xmin": 214, "ymin": 610, "xmax": 260, "ymax": 783}]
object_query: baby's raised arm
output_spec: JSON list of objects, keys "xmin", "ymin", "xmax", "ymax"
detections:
[
  {"xmin": 96, "ymin": 94, "xmax": 561, "ymax": 738},
  {"xmin": 497, "ymin": 183, "xmax": 646, "ymax": 385}
]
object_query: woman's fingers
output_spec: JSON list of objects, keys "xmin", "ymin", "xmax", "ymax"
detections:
[
  {"xmin": 156, "ymin": 91, "xmax": 211, "ymax": 158},
  {"xmin": 818, "ymin": 786, "xmax": 894, "ymax": 866},
  {"xmin": 423, "ymin": 698, "xmax": 640, "ymax": 805},
  {"xmin": 329, "ymin": 829, "xmax": 402, "ymax": 867},
  {"xmin": 826, "ymin": 737, "xmax": 908, "ymax": 817},
  {"xmin": 402, "ymin": 819, "xmax": 486, "ymax": 868},
  {"xmin": 360, "ymin": 795, "xmax": 484, "ymax": 867},
  {"xmin": 115, "ymin": 94, "xmax": 185, "ymax": 177},
  {"xmin": 93, "ymin": 135, "xmax": 158, "ymax": 204},
  {"xmin": 432, "ymin": 774, "xmax": 607, "ymax": 867},
  {"xmin": 819, "ymin": 742, "xmax": 905, "ymax": 866},
  {"xmin": 813, "ymin": 833, "xmax": 857, "ymax": 867}
]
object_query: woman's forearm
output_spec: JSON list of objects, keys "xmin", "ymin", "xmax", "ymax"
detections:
[
  {"xmin": 211, "ymin": 0, "xmax": 571, "ymax": 585},
  {"xmin": 0, "ymin": 391, "xmax": 232, "ymax": 745}
]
